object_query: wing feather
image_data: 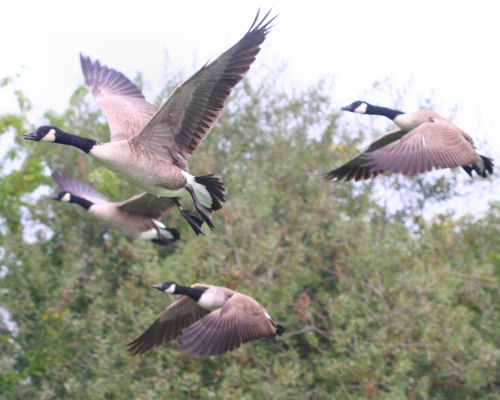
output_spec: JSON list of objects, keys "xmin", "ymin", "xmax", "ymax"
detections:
[
  {"xmin": 117, "ymin": 193, "xmax": 175, "ymax": 219},
  {"xmin": 52, "ymin": 171, "xmax": 110, "ymax": 204},
  {"xmin": 80, "ymin": 54, "xmax": 157, "ymax": 142},
  {"xmin": 179, "ymin": 293, "xmax": 276, "ymax": 357},
  {"xmin": 132, "ymin": 10, "xmax": 275, "ymax": 166},
  {"xmin": 128, "ymin": 294, "xmax": 209, "ymax": 355},
  {"xmin": 363, "ymin": 121, "xmax": 481, "ymax": 175},
  {"xmin": 323, "ymin": 129, "xmax": 405, "ymax": 181}
]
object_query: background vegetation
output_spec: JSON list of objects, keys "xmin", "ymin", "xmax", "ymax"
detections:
[{"xmin": 0, "ymin": 71, "xmax": 499, "ymax": 399}]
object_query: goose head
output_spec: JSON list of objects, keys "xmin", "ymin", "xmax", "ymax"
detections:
[
  {"xmin": 52, "ymin": 191, "xmax": 72, "ymax": 202},
  {"xmin": 23, "ymin": 126, "xmax": 62, "ymax": 142},
  {"xmin": 341, "ymin": 100, "xmax": 369, "ymax": 114},
  {"xmin": 152, "ymin": 280, "xmax": 178, "ymax": 293}
]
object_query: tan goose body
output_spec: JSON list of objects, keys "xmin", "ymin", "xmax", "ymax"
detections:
[
  {"xmin": 52, "ymin": 171, "xmax": 180, "ymax": 245},
  {"xmin": 25, "ymin": 11, "xmax": 275, "ymax": 235},
  {"xmin": 324, "ymin": 101, "xmax": 493, "ymax": 181},
  {"xmin": 91, "ymin": 141, "xmax": 188, "ymax": 195},
  {"xmin": 128, "ymin": 281, "xmax": 284, "ymax": 357},
  {"xmin": 88, "ymin": 203, "xmax": 160, "ymax": 239}
]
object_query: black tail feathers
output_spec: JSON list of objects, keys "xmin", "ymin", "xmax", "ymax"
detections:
[
  {"xmin": 462, "ymin": 155, "xmax": 494, "ymax": 178},
  {"xmin": 194, "ymin": 174, "xmax": 226, "ymax": 211},
  {"xmin": 275, "ymin": 323, "xmax": 285, "ymax": 335},
  {"xmin": 164, "ymin": 228, "xmax": 180, "ymax": 241}
]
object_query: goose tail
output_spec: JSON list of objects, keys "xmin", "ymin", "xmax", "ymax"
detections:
[
  {"xmin": 275, "ymin": 323, "xmax": 285, "ymax": 335},
  {"xmin": 462, "ymin": 155, "xmax": 494, "ymax": 178},
  {"xmin": 150, "ymin": 228, "xmax": 180, "ymax": 246},
  {"xmin": 161, "ymin": 227, "xmax": 180, "ymax": 241},
  {"xmin": 193, "ymin": 174, "xmax": 226, "ymax": 212}
]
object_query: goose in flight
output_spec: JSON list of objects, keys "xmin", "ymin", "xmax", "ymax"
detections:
[
  {"xmin": 25, "ymin": 10, "xmax": 275, "ymax": 235},
  {"xmin": 52, "ymin": 171, "xmax": 182, "ymax": 245},
  {"xmin": 128, "ymin": 280, "xmax": 284, "ymax": 357},
  {"xmin": 324, "ymin": 101, "xmax": 493, "ymax": 181}
]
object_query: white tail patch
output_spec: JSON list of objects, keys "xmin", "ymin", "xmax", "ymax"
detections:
[
  {"xmin": 181, "ymin": 171, "xmax": 212, "ymax": 208},
  {"xmin": 159, "ymin": 226, "xmax": 175, "ymax": 240},
  {"xmin": 139, "ymin": 221, "xmax": 174, "ymax": 240},
  {"xmin": 152, "ymin": 219, "xmax": 166, "ymax": 229},
  {"xmin": 138, "ymin": 228, "xmax": 158, "ymax": 240}
]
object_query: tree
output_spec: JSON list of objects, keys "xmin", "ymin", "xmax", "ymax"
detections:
[{"xmin": 0, "ymin": 71, "xmax": 498, "ymax": 399}]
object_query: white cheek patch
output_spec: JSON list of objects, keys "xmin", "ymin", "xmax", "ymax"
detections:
[
  {"xmin": 41, "ymin": 128, "xmax": 56, "ymax": 142},
  {"xmin": 166, "ymin": 286, "xmax": 175, "ymax": 293},
  {"xmin": 354, "ymin": 103, "xmax": 368, "ymax": 114},
  {"xmin": 61, "ymin": 192, "xmax": 71, "ymax": 202}
]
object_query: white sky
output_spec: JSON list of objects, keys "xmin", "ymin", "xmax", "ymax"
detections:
[{"xmin": 1, "ymin": 0, "xmax": 499, "ymax": 214}]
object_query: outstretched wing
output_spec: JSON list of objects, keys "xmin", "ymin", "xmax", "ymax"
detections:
[
  {"xmin": 323, "ymin": 129, "xmax": 405, "ymax": 181},
  {"xmin": 52, "ymin": 171, "xmax": 110, "ymax": 204},
  {"xmin": 80, "ymin": 54, "xmax": 157, "ymax": 142},
  {"xmin": 128, "ymin": 283, "xmax": 212, "ymax": 355},
  {"xmin": 133, "ymin": 10, "xmax": 276, "ymax": 167},
  {"xmin": 179, "ymin": 293, "xmax": 276, "ymax": 357},
  {"xmin": 117, "ymin": 193, "xmax": 175, "ymax": 219},
  {"xmin": 363, "ymin": 121, "xmax": 481, "ymax": 175}
]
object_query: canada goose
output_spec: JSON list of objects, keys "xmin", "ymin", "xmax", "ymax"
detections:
[
  {"xmin": 324, "ymin": 101, "xmax": 494, "ymax": 181},
  {"xmin": 24, "ymin": 11, "xmax": 275, "ymax": 235},
  {"xmin": 51, "ymin": 171, "xmax": 185, "ymax": 245},
  {"xmin": 128, "ymin": 280, "xmax": 285, "ymax": 357}
]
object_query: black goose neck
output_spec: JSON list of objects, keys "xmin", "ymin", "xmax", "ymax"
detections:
[
  {"xmin": 366, "ymin": 104, "xmax": 404, "ymax": 121},
  {"xmin": 55, "ymin": 130, "xmax": 97, "ymax": 154},
  {"xmin": 69, "ymin": 194, "xmax": 94, "ymax": 210},
  {"xmin": 174, "ymin": 285, "xmax": 203, "ymax": 301}
]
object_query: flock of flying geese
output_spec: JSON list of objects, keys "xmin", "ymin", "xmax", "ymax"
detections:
[{"xmin": 23, "ymin": 11, "xmax": 494, "ymax": 357}]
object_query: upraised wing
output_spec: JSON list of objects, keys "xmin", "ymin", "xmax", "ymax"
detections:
[
  {"xmin": 80, "ymin": 54, "xmax": 157, "ymax": 142},
  {"xmin": 133, "ymin": 10, "xmax": 276, "ymax": 168},
  {"xmin": 117, "ymin": 193, "xmax": 175, "ymax": 219},
  {"xmin": 52, "ymin": 171, "xmax": 110, "ymax": 204}
]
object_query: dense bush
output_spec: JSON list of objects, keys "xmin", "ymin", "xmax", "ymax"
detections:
[{"xmin": 0, "ymin": 73, "xmax": 498, "ymax": 399}]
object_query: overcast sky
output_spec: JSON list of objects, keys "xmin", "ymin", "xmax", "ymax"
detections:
[{"xmin": 2, "ymin": 0, "xmax": 499, "ymax": 215}]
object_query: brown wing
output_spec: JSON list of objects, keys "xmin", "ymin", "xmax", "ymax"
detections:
[
  {"xmin": 128, "ymin": 289, "xmax": 211, "ymax": 356},
  {"xmin": 80, "ymin": 54, "xmax": 157, "ymax": 142},
  {"xmin": 52, "ymin": 171, "xmax": 110, "ymax": 204},
  {"xmin": 363, "ymin": 121, "xmax": 481, "ymax": 175},
  {"xmin": 132, "ymin": 10, "xmax": 276, "ymax": 168},
  {"xmin": 323, "ymin": 129, "xmax": 406, "ymax": 181},
  {"xmin": 179, "ymin": 293, "xmax": 276, "ymax": 357},
  {"xmin": 117, "ymin": 193, "xmax": 175, "ymax": 219}
]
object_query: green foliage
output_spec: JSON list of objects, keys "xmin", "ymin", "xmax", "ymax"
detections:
[{"xmin": 0, "ymin": 72, "xmax": 499, "ymax": 399}]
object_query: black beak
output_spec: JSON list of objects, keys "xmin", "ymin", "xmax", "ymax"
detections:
[
  {"xmin": 152, "ymin": 284, "xmax": 163, "ymax": 291},
  {"xmin": 23, "ymin": 132, "xmax": 39, "ymax": 140},
  {"xmin": 340, "ymin": 106, "xmax": 349, "ymax": 111}
]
